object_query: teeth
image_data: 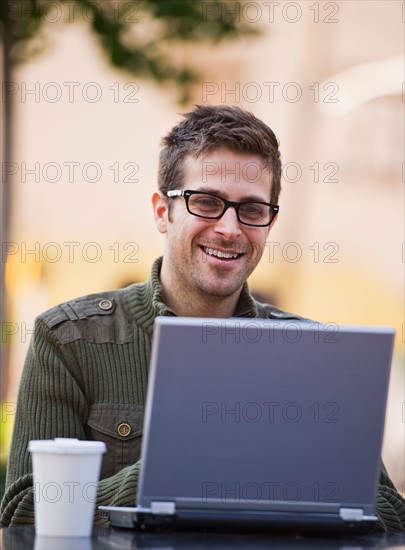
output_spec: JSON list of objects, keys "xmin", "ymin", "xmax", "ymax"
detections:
[{"xmin": 204, "ymin": 247, "xmax": 239, "ymax": 259}]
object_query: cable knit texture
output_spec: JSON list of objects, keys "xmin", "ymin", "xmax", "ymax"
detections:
[{"xmin": 1, "ymin": 257, "xmax": 404, "ymax": 533}]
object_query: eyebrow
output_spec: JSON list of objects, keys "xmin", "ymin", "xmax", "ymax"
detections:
[{"xmin": 192, "ymin": 186, "xmax": 271, "ymax": 204}]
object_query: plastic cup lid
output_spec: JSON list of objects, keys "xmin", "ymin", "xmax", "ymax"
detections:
[{"xmin": 28, "ymin": 438, "xmax": 106, "ymax": 454}]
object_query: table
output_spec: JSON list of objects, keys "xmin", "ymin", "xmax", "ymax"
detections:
[{"xmin": 1, "ymin": 526, "xmax": 405, "ymax": 549}]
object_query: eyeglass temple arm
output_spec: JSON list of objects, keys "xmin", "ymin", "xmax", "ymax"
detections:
[{"xmin": 167, "ymin": 190, "xmax": 184, "ymax": 197}]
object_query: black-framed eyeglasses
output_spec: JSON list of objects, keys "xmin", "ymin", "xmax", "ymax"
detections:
[{"xmin": 166, "ymin": 189, "xmax": 279, "ymax": 227}]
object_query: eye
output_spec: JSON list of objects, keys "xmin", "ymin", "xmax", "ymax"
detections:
[
  {"xmin": 240, "ymin": 203, "xmax": 266, "ymax": 219},
  {"xmin": 192, "ymin": 195, "xmax": 222, "ymax": 210}
]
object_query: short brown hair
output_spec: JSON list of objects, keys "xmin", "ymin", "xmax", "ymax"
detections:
[{"xmin": 158, "ymin": 105, "xmax": 282, "ymax": 204}]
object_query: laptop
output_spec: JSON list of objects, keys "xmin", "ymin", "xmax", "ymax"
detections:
[{"xmin": 99, "ymin": 317, "xmax": 395, "ymax": 534}]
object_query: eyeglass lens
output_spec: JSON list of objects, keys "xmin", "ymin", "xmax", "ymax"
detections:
[{"xmin": 187, "ymin": 193, "xmax": 273, "ymax": 226}]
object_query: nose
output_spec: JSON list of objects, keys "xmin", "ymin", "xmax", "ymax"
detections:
[{"xmin": 213, "ymin": 206, "xmax": 242, "ymax": 239}]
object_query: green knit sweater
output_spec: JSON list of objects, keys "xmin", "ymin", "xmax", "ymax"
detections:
[{"xmin": 1, "ymin": 257, "xmax": 405, "ymax": 533}]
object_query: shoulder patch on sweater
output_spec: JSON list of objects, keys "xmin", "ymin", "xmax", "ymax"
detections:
[{"xmin": 39, "ymin": 288, "xmax": 134, "ymax": 344}]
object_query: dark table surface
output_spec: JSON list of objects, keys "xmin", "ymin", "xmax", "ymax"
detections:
[{"xmin": 1, "ymin": 526, "xmax": 405, "ymax": 550}]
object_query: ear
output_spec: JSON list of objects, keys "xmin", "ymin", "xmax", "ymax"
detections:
[
  {"xmin": 152, "ymin": 192, "xmax": 169, "ymax": 234},
  {"xmin": 266, "ymin": 212, "xmax": 278, "ymax": 235},
  {"xmin": 269, "ymin": 212, "xmax": 278, "ymax": 229}
]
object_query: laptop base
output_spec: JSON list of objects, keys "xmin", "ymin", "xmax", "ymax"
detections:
[{"xmin": 100, "ymin": 506, "xmax": 377, "ymax": 535}]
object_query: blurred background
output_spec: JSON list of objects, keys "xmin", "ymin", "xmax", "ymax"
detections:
[{"xmin": 0, "ymin": 0, "xmax": 403, "ymax": 499}]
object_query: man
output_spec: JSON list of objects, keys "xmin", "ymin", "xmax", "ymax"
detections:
[{"xmin": 1, "ymin": 105, "xmax": 404, "ymax": 532}]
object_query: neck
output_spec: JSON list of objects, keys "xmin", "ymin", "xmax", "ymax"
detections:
[{"xmin": 159, "ymin": 260, "xmax": 241, "ymax": 318}]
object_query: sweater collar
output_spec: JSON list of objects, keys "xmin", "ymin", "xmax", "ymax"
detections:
[{"xmin": 129, "ymin": 256, "xmax": 259, "ymax": 335}]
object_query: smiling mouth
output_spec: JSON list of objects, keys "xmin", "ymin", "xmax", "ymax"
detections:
[{"xmin": 201, "ymin": 246, "xmax": 243, "ymax": 260}]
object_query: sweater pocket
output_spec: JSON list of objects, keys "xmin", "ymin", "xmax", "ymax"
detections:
[{"xmin": 86, "ymin": 404, "xmax": 144, "ymax": 480}]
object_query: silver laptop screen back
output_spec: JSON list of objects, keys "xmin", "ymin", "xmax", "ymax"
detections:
[{"xmin": 139, "ymin": 319, "xmax": 394, "ymax": 514}]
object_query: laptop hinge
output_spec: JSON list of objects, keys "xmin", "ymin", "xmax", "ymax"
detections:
[
  {"xmin": 339, "ymin": 507, "xmax": 364, "ymax": 521},
  {"xmin": 151, "ymin": 501, "xmax": 176, "ymax": 515}
]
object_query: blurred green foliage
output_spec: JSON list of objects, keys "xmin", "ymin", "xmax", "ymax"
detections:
[
  {"xmin": 1, "ymin": 0, "xmax": 259, "ymax": 103},
  {"xmin": 0, "ymin": 463, "xmax": 5, "ymax": 502},
  {"xmin": 0, "ymin": 401, "xmax": 15, "ymax": 501}
]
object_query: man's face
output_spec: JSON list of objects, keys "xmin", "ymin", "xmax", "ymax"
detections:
[{"xmin": 154, "ymin": 148, "xmax": 277, "ymax": 300}]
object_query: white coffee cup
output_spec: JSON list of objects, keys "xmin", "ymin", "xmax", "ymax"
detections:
[{"xmin": 29, "ymin": 438, "xmax": 106, "ymax": 537}]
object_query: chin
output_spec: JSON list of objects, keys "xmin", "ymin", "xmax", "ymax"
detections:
[{"xmin": 199, "ymin": 283, "xmax": 241, "ymax": 299}]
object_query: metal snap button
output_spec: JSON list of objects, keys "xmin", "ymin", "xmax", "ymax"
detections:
[
  {"xmin": 117, "ymin": 422, "xmax": 132, "ymax": 437},
  {"xmin": 98, "ymin": 299, "xmax": 113, "ymax": 311},
  {"xmin": 271, "ymin": 310, "xmax": 285, "ymax": 318}
]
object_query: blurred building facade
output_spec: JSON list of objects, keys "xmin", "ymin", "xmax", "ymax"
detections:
[{"xmin": 2, "ymin": 1, "xmax": 404, "ymax": 490}]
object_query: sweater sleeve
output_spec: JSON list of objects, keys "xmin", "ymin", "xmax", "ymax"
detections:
[
  {"xmin": 373, "ymin": 462, "xmax": 405, "ymax": 533},
  {"xmin": 0, "ymin": 319, "xmax": 141, "ymax": 527}
]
